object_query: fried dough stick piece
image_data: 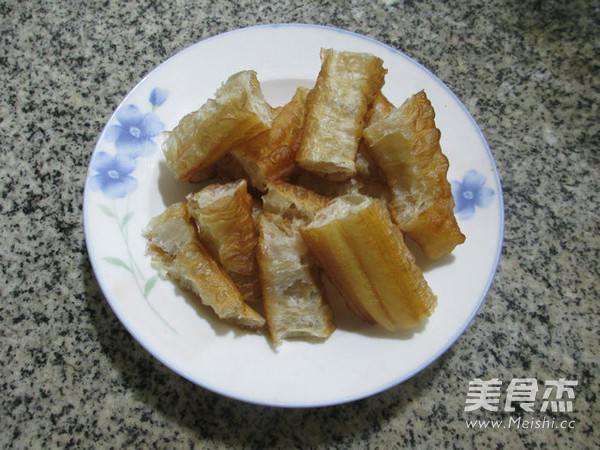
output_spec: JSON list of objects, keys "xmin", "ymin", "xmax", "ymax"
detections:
[
  {"xmin": 300, "ymin": 194, "xmax": 437, "ymax": 330},
  {"xmin": 363, "ymin": 90, "xmax": 465, "ymax": 259},
  {"xmin": 187, "ymin": 179, "xmax": 261, "ymax": 302},
  {"xmin": 257, "ymin": 213, "xmax": 335, "ymax": 345},
  {"xmin": 258, "ymin": 182, "xmax": 334, "ymax": 345},
  {"xmin": 296, "ymin": 49, "xmax": 387, "ymax": 181},
  {"xmin": 340, "ymin": 91, "xmax": 397, "ymax": 182},
  {"xmin": 164, "ymin": 70, "xmax": 273, "ymax": 182},
  {"xmin": 355, "ymin": 91, "xmax": 396, "ymax": 181},
  {"xmin": 143, "ymin": 202, "xmax": 265, "ymax": 329},
  {"xmin": 224, "ymin": 86, "xmax": 310, "ymax": 191}
]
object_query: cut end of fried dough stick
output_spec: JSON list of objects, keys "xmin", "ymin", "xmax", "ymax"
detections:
[
  {"xmin": 228, "ymin": 86, "xmax": 310, "ymax": 191},
  {"xmin": 300, "ymin": 194, "xmax": 437, "ymax": 330},
  {"xmin": 296, "ymin": 49, "xmax": 387, "ymax": 181},
  {"xmin": 142, "ymin": 201, "xmax": 198, "ymax": 256},
  {"xmin": 144, "ymin": 203, "xmax": 265, "ymax": 330},
  {"xmin": 262, "ymin": 180, "xmax": 331, "ymax": 221},
  {"xmin": 257, "ymin": 213, "xmax": 335, "ymax": 346},
  {"xmin": 164, "ymin": 70, "xmax": 274, "ymax": 182},
  {"xmin": 363, "ymin": 90, "xmax": 465, "ymax": 259}
]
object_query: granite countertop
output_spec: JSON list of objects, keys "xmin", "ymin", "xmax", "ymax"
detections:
[{"xmin": 1, "ymin": 0, "xmax": 598, "ymax": 447}]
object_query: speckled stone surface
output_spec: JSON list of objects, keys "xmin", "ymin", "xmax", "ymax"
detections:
[{"xmin": 1, "ymin": 0, "xmax": 598, "ymax": 447}]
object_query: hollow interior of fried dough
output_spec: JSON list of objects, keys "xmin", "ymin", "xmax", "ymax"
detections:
[
  {"xmin": 188, "ymin": 179, "xmax": 245, "ymax": 208},
  {"xmin": 262, "ymin": 181, "xmax": 331, "ymax": 221},
  {"xmin": 142, "ymin": 202, "xmax": 197, "ymax": 256},
  {"xmin": 370, "ymin": 130, "xmax": 430, "ymax": 224},
  {"xmin": 362, "ymin": 92, "xmax": 438, "ymax": 222},
  {"xmin": 214, "ymin": 71, "xmax": 273, "ymax": 128}
]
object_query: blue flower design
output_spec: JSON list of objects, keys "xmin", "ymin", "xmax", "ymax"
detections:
[
  {"xmin": 451, "ymin": 169, "xmax": 495, "ymax": 220},
  {"xmin": 105, "ymin": 104, "xmax": 164, "ymax": 158},
  {"xmin": 89, "ymin": 151, "xmax": 138, "ymax": 198},
  {"xmin": 149, "ymin": 87, "xmax": 169, "ymax": 107}
]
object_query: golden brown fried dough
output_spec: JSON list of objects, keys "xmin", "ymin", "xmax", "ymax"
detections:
[
  {"xmin": 300, "ymin": 194, "xmax": 437, "ymax": 330},
  {"xmin": 164, "ymin": 71, "xmax": 273, "ymax": 182},
  {"xmin": 144, "ymin": 203, "xmax": 265, "ymax": 329},
  {"xmin": 363, "ymin": 90, "xmax": 465, "ymax": 259},
  {"xmin": 227, "ymin": 86, "xmax": 310, "ymax": 191},
  {"xmin": 296, "ymin": 49, "xmax": 387, "ymax": 181},
  {"xmin": 187, "ymin": 179, "xmax": 258, "ymax": 276},
  {"xmin": 257, "ymin": 213, "xmax": 335, "ymax": 345},
  {"xmin": 187, "ymin": 179, "xmax": 261, "ymax": 303}
]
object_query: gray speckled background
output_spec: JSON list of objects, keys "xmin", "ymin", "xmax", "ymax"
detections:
[{"xmin": 1, "ymin": 0, "xmax": 598, "ymax": 448}]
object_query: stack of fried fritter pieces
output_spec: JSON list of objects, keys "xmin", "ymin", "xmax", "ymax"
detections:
[{"xmin": 145, "ymin": 48, "xmax": 465, "ymax": 345}]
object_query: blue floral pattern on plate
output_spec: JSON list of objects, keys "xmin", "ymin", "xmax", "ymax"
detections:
[
  {"xmin": 104, "ymin": 103, "xmax": 165, "ymax": 159},
  {"xmin": 452, "ymin": 169, "xmax": 495, "ymax": 220},
  {"xmin": 88, "ymin": 87, "xmax": 174, "ymax": 332},
  {"xmin": 88, "ymin": 152, "xmax": 138, "ymax": 199},
  {"xmin": 149, "ymin": 87, "xmax": 169, "ymax": 107}
]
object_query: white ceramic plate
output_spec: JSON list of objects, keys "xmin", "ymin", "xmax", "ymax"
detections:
[{"xmin": 83, "ymin": 24, "xmax": 504, "ymax": 407}]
